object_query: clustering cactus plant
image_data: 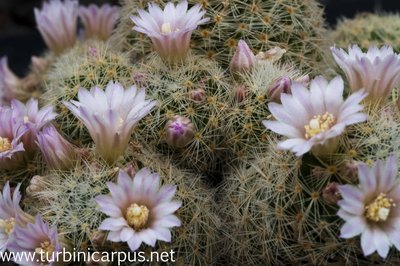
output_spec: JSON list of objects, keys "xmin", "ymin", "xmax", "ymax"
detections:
[
  {"xmin": 42, "ymin": 40, "xmax": 135, "ymax": 143},
  {"xmin": 332, "ymin": 13, "xmax": 400, "ymax": 52},
  {"xmin": 133, "ymin": 52, "xmax": 230, "ymax": 174},
  {"xmin": 112, "ymin": 0, "xmax": 328, "ymax": 73}
]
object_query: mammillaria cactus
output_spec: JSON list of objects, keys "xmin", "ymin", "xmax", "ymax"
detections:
[
  {"xmin": 112, "ymin": 0, "xmax": 328, "ymax": 73},
  {"xmin": 332, "ymin": 13, "xmax": 400, "ymax": 52},
  {"xmin": 133, "ymin": 52, "xmax": 230, "ymax": 174},
  {"xmin": 28, "ymin": 144, "xmax": 220, "ymax": 265}
]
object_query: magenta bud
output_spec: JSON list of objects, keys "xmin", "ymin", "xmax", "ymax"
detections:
[
  {"xmin": 190, "ymin": 88, "xmax": 206, "ymax": 103},
  {"xmin": 233, "ymin": 85, "xmax": 248, "ymax": 103},
  {"xmin": 87, "ymin": 46, "xmax": 99, "ymax": 57},
  {"xmin": 230, "ymin": 40, "xmax": 256, "ymax": 73},
  {"xmin": 132, "ymin": 72, "xmax": 145, "ymax": 87},
  {"xmin": 165, "ymin": 116, "xmax": 195, "ymax": 148},
  {"xmin": 322, "ymin": 182, "xmax": 341, "ymax": 205},
  {"xmin": 268, "ymin": 76, "xmax": 292, "ymax": 103}
]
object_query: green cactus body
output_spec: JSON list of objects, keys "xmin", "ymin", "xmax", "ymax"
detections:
[
  {"xmin": 332, "ymin": 13, "xmax": 400, "ymax": 52},
  {"xmin": 220, "ymin": 103, "xmax": 400, "ymax": 264},
  {"xmin": 26, "ymin": 143, "xmax": 221, "ymax": 265},
  {"xmin": 226, "ymin": 62, "xmax": 301, "ymax": 162},
  {"xmin": 133, "ymin": 52, "xmax": 230, "ymax": 175},
  {"xmin": 41, "ymin": 40, "xmax": 134, "ymax": 144},
  {"xmin": 112, "ymin": 0, "xmax": 328, "ymax": 73}
]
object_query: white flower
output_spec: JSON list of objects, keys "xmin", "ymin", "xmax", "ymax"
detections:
[
  {"xmin": 63, "ymin": 81, "xmax": 156, "ymax": 163},
  {"xmin": 96, "ymin": 168, "xmax": 181, "ymax": 251},
  {"xmin": 331, "ymin": 45, "xmax": 400, "ymax": 101},
  {"xmin": 130, "ymin": 0, "xmax": 209, "ymax": 62},
  {"xmin": 263, "ymin": 76, "xmax": 368, "ymax": 156},
  {"xmin": 338, "ymin": 155, "xmax": 400, "ymax": 258},
  {"xmin": 34, "ymin": 0, "xmax": 78, "ymax": 54}
]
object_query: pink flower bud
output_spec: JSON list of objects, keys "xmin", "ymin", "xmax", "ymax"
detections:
[
  {"xmin": 190, "ymin": 88, "xmax": 206, "ymax": 103},
  {"xmin": 233, "ymin": 85, "xmax": 248, "ymax": 103},
  {"xmin": 268, "ymin": 76, "xmax": 292, "ymax": 103},
  {"xmin": 31, "ymin": 56, "xmax": 50, "ymax": 75},
  {"xmin": 87, "ymin": 46, "xmax": 99, "ymax": 57},
  {"xmin": 122, "ymin": 162, "xmax": 138, "ymax": 177},
  {"xmin": 90, "ymin": 230, "xmax": 108, "ymax": 249},
  {"xmin": 294, "ymin": 74, "xmax": 310, "ymax": 86},
  {"xmin": 26, "ymin": 175, "xmax": 46, "ymax": 195},
  {"xmin": 165, "ymin": 116, "xmax": 195, "ymax": 148},
  {"xmin": 322, "ymin": 182, "xmax": 341, "ymax": 205},
  {"xmin": 230, "ymin": 40, "xmax": 256, "ymax": 73},
  {"xmin": 339, "ymin": 160, "xmax": 359, "ymax": 181},
  {"xmin": 36, "ymin": 125, "xmax": 77, "ymax": 170}
]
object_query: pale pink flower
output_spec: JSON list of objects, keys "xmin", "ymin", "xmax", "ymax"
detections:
[
  {"xmin": 0, "ymin": 182, "xmax": 32, "ymax": 253},
  {"xmin": 338, "ymin": 155, "xmax": 400, "ymax": 258},
  {"xmin": 130, "ymin": 0, "xmax": 209, "ymax": 62},
  {"xmin": 8, "ymin": 215, "xmax": 61, "ymax": 266},
  {"xmin": 64, "ymin": 81, "xmax": 156, "ymax": 163},
  {"xmin": 331, "ymin": 45, "xmax": 400, "ymax": 100},
  {"xmin": 0, "ymin": 57, "xmax": 26, "ymax": 104},
  {"xmin": 79, "ymin": 4, "xmax": 120, "ymax": 40},
  {"xmin": 34, "ymin": 0, "xmax": 79, "ymax": 54},
  {"xmin": 263, "ymin": 76, "xmax": 368, "ymax": 157},
  {"xmin": 96, "ymin": 168, "xmax": 181, "ymax": 251}
]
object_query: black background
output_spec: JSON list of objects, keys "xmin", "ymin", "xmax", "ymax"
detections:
[{"xmin": 0, "ymin": 0, "xmax": 399, "ymax": 76}]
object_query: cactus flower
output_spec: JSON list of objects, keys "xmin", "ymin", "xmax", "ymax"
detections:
[
  {"xmin": 95, "ymin": 168, "xmax": 181, "ymax": 251},
  {"xmin": 64, "ymin": 81, "xmax": 156, "ymax": 163},
  {"xmin": 36, "ymin": 125, "xmax": 77, "ymax": 170},
  {"xmin": 165, "ymin": 116, "xmax": 195, "ymax": 148},
  {"xmin": 34, "ymin": 0, "xmax": 79, "ymax": 54},
  {"xmin": 338, "ymin": 155, "xmax": 400, "ymax": 259},
  {"xmin": 230, "ymin": 40, "xmax": 256, "ymax": 73},
  {"xmin": 79, "ymin": 4, "xmax": 120, "ymax": 40},
  {"xmin": 130, "ymin": 0, "xmax": 209, "ymax": 62},
  {"xmin": 8, "ymin": 215, "xmax": 61, "ymax": 266},
  {"xmin": 263, "ymin": 76, "xmax": 368, "ymax": 157},
  {"xmin": 0, "ymin": 182, "xmax": 32, "ymax": 253},
  {"xmin": 331, "ymin": 45, "xmax": 400, "ymax": 101}
]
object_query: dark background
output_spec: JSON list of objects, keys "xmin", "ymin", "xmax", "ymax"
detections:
[{"xmin": 0, "ymin": 0, "xmax": 399, "ymax": 76}]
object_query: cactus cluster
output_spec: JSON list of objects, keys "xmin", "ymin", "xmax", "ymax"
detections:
[
  {"xmin": 133, "ymin": 52, "xmax": 230, "ymax": 174},
  {"xmin": 112, "ymin": 0, "xmax": 328, "ymax": 73},
  {"xmin": 42, "ymin": 40, "xmax": 134, "ymax": 143},
  {"xmin": 26, "ymin": 143, "xmax": 221, "ymax": 265},
  {"xmin": 332, "ymin": 13, "xmax": 400, "ymax": 52}
]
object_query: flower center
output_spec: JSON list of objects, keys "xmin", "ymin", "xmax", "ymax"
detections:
[
  {"xmin": 0, "ymin": 137, "xmax": 11, "ymax": 152},
  {"xmin": 161, "ymin": 22, "xmax": 180, "ymax": 34},
  {"xmin": 304, "ymin": 112, "xmax": 335, "ymax": 139},
  {"xmin": 126, "ymin": 203, "xmax": 149, "ymax": 230},
  {"xmin": 365, "ymin": 193, "xmax": 396, "ymax": 222},
  {"xmin": 34, "ymin": 240, "xmax": 55, "ymax": 257},
  {"xmin": 0, "ymin": 218, "xmax": 15, "ymax": 235}
]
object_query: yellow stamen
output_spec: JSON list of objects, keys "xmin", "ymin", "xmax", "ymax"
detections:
[
  {"xmin": 304, "ymin": 112, "xmax": 335, "ymax": 139},
  {"xmin": 35, "ymin": 240, "xmax": 55, "ymax": 262},
  {"xmin": 126, "ymin": 203, "xmax": 149, "ymax": 230},
  {"xmin": 161, "ymin": 22, "xmax": 172, "ymax": 33},
  {"xmin": 0, "ymin": 137, "xmax": 11, "ymax": 152},
  {"xmin": 23, "ymin": 116, "xmax": 29, "ymax": 123},
  {"xmin": 0, "ymin": 218, "xmax": 15, "ymax": 235},
  {"xmin": 365, "ymin": 193, "xmax": 395, "ymax": 222}
]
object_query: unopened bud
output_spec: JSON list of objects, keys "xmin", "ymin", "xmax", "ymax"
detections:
[
  {"xmin": 340, "ymin": 161, "xmax": 358, "ymax": 181},
  {"xmin": 87, "ymin": 46, "xmax": 98, "ymax": 57},
  {"xmin": 90, "ymin": 230, "xmax": 107, "ymax": 250},
  {"xmin": 233, "ymin": 85, "xmax": 248, "ymax": 103},
  {"xmin": 268, "ymin": 76, "xmax": 292, "ymax": 103},
  {"xmin": 294, "ymin": 74, "xmax": 310, "ymax": 86},
  {"xmin": 322, "ymin": 182, "xmax": 341, "ymax": 205},
  {"xmin": 86, "ymin": 252, "xmax": 108, "ymax": 266},
  {"xmin": 26, "ymin": 175, "xmax": 46, "ymax": 195},
  {"xmin": 122, "ymin": 162, "xmax": 138, "ymax": 177},
  {"xmin": 165, "ymin": 116, "xmax": 195, "ymax": 148},
  {"xmin": 256, "ymin": 46, "xmax": 286, "ymax": 63},
  {"xmin": 190, "ymin": 88, "xmax": 206, "ymax": 103},
  {"xmin": 31, "ymin": 56, "xmax": 49, "ymax": 75},
  {"xmin": 230, "ymin": 40, "xmax": 256, "ymax": 73}
]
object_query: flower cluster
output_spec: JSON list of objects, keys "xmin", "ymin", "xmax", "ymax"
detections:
[
  {"xmin": 131, "ymin": 0, "xmax": 209, "ymax": 62},
  {"xmin": 96, "ymin": 168, "xmax": 181, "ymax": 251}
]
